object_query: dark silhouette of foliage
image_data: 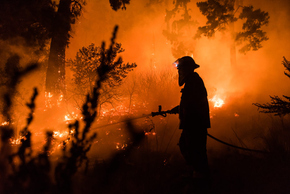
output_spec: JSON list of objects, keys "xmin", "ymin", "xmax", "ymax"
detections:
[
  {"xmin": 54, "ymin": 118, "xmax": 96, "ymax": 193},
  {"xmin": 253, "ymin": 57, "xmax": 290, "ymax": 116},
  {"xmin": 0, "ymin": 0, "xmax": 128, "ymax": 96},
  {"xmin": 69, "ymin": 43, "xmax": 136, "ymax": 91},
  {"xmin": 163, "ymin": 0, "xmax": 198, "ymax": 58},
  {"xmin": 0, "ymin": 0, "xmax": 86, "ymax": 51},
  {"xmin": 0, "ymin": 0, "xmax": 129, "ymax": 50},
  {"xmin": 235, "ymin": 5, "xmax": 270, "ymax": 53},
  {"xmin": 0, "ymin": 0, "xmax": 56, "ymax": 51},
  {"xmin": 46, "ymin": 0, "xmax": 131, "ymax": 97},
  {"xmin": 46, "ymin": 0, "xmax": 87, "ymax": 96},
  {"xmin": 53, "ymin": 26, "xmax": 122, "ymax": 193},
  {"xmin": 0, "ymin": 56, "xmax": 38, "ymax": 193},
  {"xmin": 0, "ymin": 55, "xmax": 23, "ymax": 112},
  {"xmin": 109, "ymin": 0, "xmax": 130, "ymax": 11},
  {"xmin": 70, "ymin": 0, "xmax": 87, "ymax": 23},
  {"xmin": 254, "ymin": 95, "xmax": 290, "ymax": 116},
  {"xmin": 0, "ymin": 55, "xmax": 38, "ymax": 122},
  {"xmin": 282, "ymin": 56, "xmax": 290, "ymax": 78},
  {"xmin": 0, "ymin": 55, "xmax": 22, "ymax": 88},
  {"xmin": 195, "ymin": 0, "xmax": 270, "ymax": 53},
  {"xmin": 0, "ymin": 26, "xmax": 145, "ymax": 194},
  {"xmin": 100, "ymin": 121, "xmax": 145, "ymax": 191},
  {"xmin": 195, "ymin": 0, "xmax": 236, "ymax": 37},
  {"xmin": 8, "ymin": 88, "xmax": 55, "ymax": 194},
  {"xmin": 67, "ymin": 42, "xmax": 137, "ymax": 110},
  {"xmin": 0, "ymin": 0, "xmax": 130, "ymax": 50},
  {"xmin": 0, "ymin": 0, "xmax": 87, "ymax": 99}
]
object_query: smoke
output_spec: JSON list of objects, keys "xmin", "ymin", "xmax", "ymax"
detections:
[
  {"xmin": 0, "ymin": 2, "xmax": 290, "ymax": 193},
  {"xmin": 1, "ymin": 0, "xmax": 289, "ymax": 157},
  {"xmin": 68, "ymin": 0, "xmax": 290, "ymax": 96},
  {"xmin": 62, "ymin": 0, "xmax": 290, "ymax": 155}
]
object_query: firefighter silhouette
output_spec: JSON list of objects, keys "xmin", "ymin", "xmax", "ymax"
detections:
[{"xmin": 170, "ymin": 56, "xmax": 211, "ymax": 178}]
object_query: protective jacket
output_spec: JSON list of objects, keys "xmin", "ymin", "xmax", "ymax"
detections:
[{"xmin": 179, "ymin": 71, "xmax": 211, "ymax": 129}]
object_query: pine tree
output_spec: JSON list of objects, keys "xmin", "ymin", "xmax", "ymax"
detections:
[
  {"xmin": 253, "ymin": 57, "xmax": 290, "ymax": 116},
  {"xmin": 45, "ymin": 0, "xmax": 86, "ymax": 100},
  {"xmin": 67, "ymin": 43, "xmax": 137, "ymax": 111},
  {"xmin": 195, "ymin": 0, "xmax": 269, "ymax": 66},
  {"xmin": 0, "ymin": 0, "xmax": 56, "ymax": 52},
  {"xmin": 109, "ymin": 0, "xmax": 130, "ymax": 11},
  {"xmin": 162, "ymin": 0, "xmax": 198, "ymax": 58},
  {"xmin": 45, "ymin": 0, "xmax": 132, "ymax": 103}
]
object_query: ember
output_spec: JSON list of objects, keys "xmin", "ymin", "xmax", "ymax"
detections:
[
  {"xmin": 10, "ymin": 136, "xmax": 26, "ymax": 145},
  {"xmin": 57, "ymin": 94, "xmax": 64, "ymax": 106},
  {"xmin": 116, "ymin": 142, "xmax": 127, "ymax": 150},
  {"xmin": 145, "ymin": 131, "xmax": 157, "ymax": 136},
  {"xmin": 45, "ymin": 92, "xmax": 53, "ymax": 108}
]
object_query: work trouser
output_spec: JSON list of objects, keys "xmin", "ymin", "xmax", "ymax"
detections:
[{"xmin": 179, "ymin": 128, "xmax": 209, "ymax": 174}]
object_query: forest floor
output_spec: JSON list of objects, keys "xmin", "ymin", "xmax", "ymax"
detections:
[{"xmin": 70, "ymin": 142, "xmax": 290, "ymax": 194}]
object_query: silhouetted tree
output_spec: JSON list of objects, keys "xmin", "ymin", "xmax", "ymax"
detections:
[
  {"xmin": 55, "ymin": 25, "xmax": 133, "ymax": 193},
  {"xmin": 46, "ymin": 0, "xmax": 133, "ymax": 102},
  {"xmin": 195, "ymin": 0, "xmax": 269, "ymax": 66},
  {"xmin": 0, "ymin": 55, "xmax": 22, "ymax": 120},
  {"xmin": 46, "ymin": 0, "xmax": 86, "ymax": 100},
  {"xmin": 109, "ymin": 0, "xmax": 130, "ymax": 11},
  {"xmin": 1, "ymin": 26, "xmax": 143, "ymax": 194},
  {"xmin": 0, "ymin": 57, "xmax": 38, "ymax": 194},
  {"xmin": 0, "ymin": 0, "xmax": 132, "ymax": 103},
  {"xmin": 253, "ymin": 57, "xmax": 290, "ymax": 116},
  {"xmin": 67, "ymin": 43, "xmax": 137, "ymax": 111},
  {"xmin": 0, "ymin": 0, "xmax": 79, "ymax": 103},
  {"xmin": 0, "ymin": 55, "xmax": 38, "ymax": 122},
  {"xmin": 163, "ymin": 0, "xmax": 198, "ymax": 58},
  {"xmin": 0, "ymin": 0, "xmax": 55, "ymax": 52}
]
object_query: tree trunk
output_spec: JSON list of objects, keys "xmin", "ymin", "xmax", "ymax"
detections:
[
  {"xmin": 229, "ymin": 22, "xmax": 237, "ymax": 67},
  {"xmin": 46, "ymin": 0, "xmax": 71, "ymax": 99},
  {"xmin": 229, "ymin": 0, "xmax": 243, "ymax": 68}
]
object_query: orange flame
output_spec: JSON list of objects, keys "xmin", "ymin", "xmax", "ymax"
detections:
[
  {"xmin": 53, "ymin": 131, "xmax": 69, "ymax": 138},
  {"xmin": 210, "ymin": 95, "xmax": 225, "ymax": 108},
  {"xmin": 64, "ymin": 112, "xmax": 82, "ymax": 123},
  {"xmin": 1, "ymin": 121, "xmax": 9, "ymax": 126}
]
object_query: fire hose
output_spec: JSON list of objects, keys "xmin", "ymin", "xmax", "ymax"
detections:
[{"xmin": 91, "ymin": 105, "xmax": 267, "ymax": 153}]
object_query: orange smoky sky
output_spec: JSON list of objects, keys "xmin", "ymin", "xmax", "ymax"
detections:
[{"xmin": 67, "ymin": 0, "xmax": 290, "ymax": 107}]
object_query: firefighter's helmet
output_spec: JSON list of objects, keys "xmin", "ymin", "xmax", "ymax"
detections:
[{"xmin": 174, "ymin": 56, "xmax": 200, "ymax": 69}]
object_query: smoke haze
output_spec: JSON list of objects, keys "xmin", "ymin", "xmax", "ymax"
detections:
[
  {"xmin": 2, "ymin": 0, "xmax": 290, "ymax": 157},
  {"xmin": 68, "ymin": 0, "xmax": 290, "ymax": 99}
]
